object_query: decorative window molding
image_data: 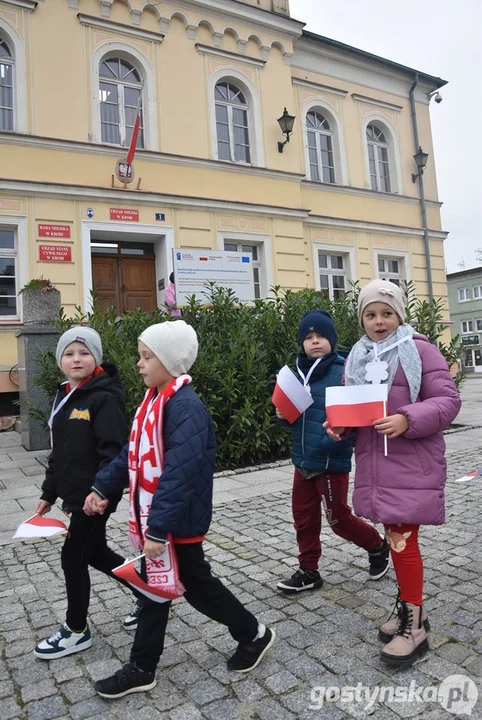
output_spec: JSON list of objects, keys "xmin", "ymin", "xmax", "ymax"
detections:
[
  {"xmin": 208, "ymin": 67, "xmax": 264, "ymax": 167},
  {"xmin": 0, "ymin": 216, "xmax": 28, "ymax": 322},
  {"xmin": 77, "ymin": 14, "xmax": 164, "ymax": 44},
  {"xmin": 374, "ymin": 248, "xmax": 411, "ymax": 284},
  {"xmin": 196, "ymin": 44, "xmax": 265, "ymax": 68},
  {"xmin": 0, "ymin": 18, "xmax": 28, "ymax": 132},
  {"xmin": 362, "ymin": 114, "xmax": 403, "ymax": 195},
  {"xmin": 302, "ymin": 98, "xmax": 348, "ymax": 185},
  {"xmin": 352, "ymin": 93, "xmax": 403, "ymax": 112},
  {"xmin": 293, "ymin": 78, "xmax": 348, "ymax": 98},
  {"xmin": 90, "ymin": 41, "xmax": 158, "ymax": 151},
  {"xmin": 1, "ymin": 0, "xmax": 37, "ymax": 10},
  {"xmin": 217, "ymin": 230, "xmax": 272, "ymax": 298}
]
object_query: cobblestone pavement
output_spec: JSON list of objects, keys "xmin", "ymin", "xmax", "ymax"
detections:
[{"xmin": 0, "ymin": 384, "xmax": 481, "ymax": 719}]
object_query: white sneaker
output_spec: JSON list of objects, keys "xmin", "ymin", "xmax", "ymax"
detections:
[{"xmin": 34, "ymin": 623, "xmax": 92, "ymax": 660}]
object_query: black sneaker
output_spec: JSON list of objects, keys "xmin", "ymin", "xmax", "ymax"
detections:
[
  {"xmin": 94, "ymin": 662, "xmax": 156, "ymax": 699},
  {"xmin": 123, "ymin": 599, "xmax": 144, "ymax": 630},
  {"xmin": 227, "ymin": 627, "xmax": 276, "ymax": 673},
  {"xmin": 368, "ymin": 537, "xmax": 390, "ymax": 580},
  {"xmin": 277, "ymin": 566, "xmax": 323, "ymax": 593}
]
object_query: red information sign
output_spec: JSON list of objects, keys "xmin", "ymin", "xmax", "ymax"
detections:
[
  {"xmin": 39, "ymin": 245, "xmax": 72, "ymax": 262},
  {"xmin": 38, "ymin": 224, "xmax": 71, "ymax": 238},
  {"xmin": 110, "ymin": 208, "xmax": 139, "ymax": 221}
]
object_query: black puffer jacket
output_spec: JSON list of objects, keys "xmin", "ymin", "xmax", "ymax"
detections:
[{"xmin": 41, "ymin": 363, "xmax": 127, "ymax": 513}]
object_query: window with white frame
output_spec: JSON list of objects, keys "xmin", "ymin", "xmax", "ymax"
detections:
[
  {"xmin": 367, "ymin": 124, "xmax": 391, "ymax": 192},
  {"xmin": 476, "ymin": 318, "xmax": 482, "ymax": 331},
  {"xmin": 99, "ymin": 57, "xmax": 144, "ymax": 148},
  {"xmin": 461, "ymin": 320, "xmax": 474, "ymax": 334},
  {"xmin": 458, "ymin": 287, "xmax": 471, "ymax": 302},
  {"xmin": 215, "ymin": 82, "xmax": 250, "ymax": 163},
  {"xmin": 0, "ymin": 38, "xmax": 13, "ymax": 131},
  {"xmin": 0, "ymin": 228, "xmax": 17, "ymax": 317},
  {"xmin": 378, "ymin": 256, "xmax": 403, "ymax": 286},
  {"xmin": 318, "ymin": 251, "xmax": 348, "ymax": 299},
  {"xmin": 224, "ymin": 241, "xmax": 261, "ymax": 298},
  {"xmin": 473, "ymin": 285, "xmax": 482, "ymax": 299},
  {"xmin": 307, "ymin": 111, "xmax": 335, "ymax": 183}
]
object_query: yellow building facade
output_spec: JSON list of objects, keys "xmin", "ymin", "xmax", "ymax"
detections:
[{"xmin": 0, "ymin": 0, "xmax": 447, "ymax": 393}]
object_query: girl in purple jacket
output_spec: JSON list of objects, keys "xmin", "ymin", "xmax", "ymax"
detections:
[{"xmin": 325, "ymin": 279, "xmax": 461, "ymax": 667}]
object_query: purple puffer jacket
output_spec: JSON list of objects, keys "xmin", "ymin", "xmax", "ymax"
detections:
[{"xmin": 351, "ymin": 334, "xmax": 461, "ymax": 526}]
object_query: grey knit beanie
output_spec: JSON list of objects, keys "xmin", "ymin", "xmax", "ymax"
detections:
[
  {"xmin": 358, "ymin": 279, "xmax": 405, "ymax": 327},
  {"xmin": 56, "ymin": 327, "xmax": 103, "ymax": 368}
]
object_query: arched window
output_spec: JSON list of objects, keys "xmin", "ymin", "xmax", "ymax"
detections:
[
  {"xmin": 0, "ymin": 38, "xmax": 13, "ymax": 131},
  {"xmin": 366, "ymin": 124, "xmax": 391, "ymax": 192},
  {"xmin": 215, "ymin": 81, "xmax": 250, "ymax": 163},
  {"xmin": 307, "ymin": 111, "xmax": 335, "ymax": 183},
  {"xmin": 99, "ymin": 57, "xmax": 144, "ymax": 148}
]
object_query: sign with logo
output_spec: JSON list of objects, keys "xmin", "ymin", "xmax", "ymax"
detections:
[
  {"xmin": 39, "ymin": 244, "xmax": 72, "ymax": 262},
  {"xmin": 38, "ymin": 224, "xmax": 71, "ymax": 239},
  {"xmin": 86, "ymin": 207, "xmax": 94, "ymax": 219},
  {"xmin": 110, "ymin": 208, "xmax": 139, "ymax": 222},
  {"xmin": 173, "ymin": 249, "xmax": 255, "ymax": 305},
  {"xmin": 461, "ymin": 334, "xmax": 479, "ymax": 346},
  {"xmin": 115, "ymin": 160, "xmax": 134, "ymax": 184}
]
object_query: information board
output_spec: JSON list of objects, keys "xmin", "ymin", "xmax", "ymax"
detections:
[{"xmin": 173, "ymin": 249, "xmax": 255, "ymax": 305}]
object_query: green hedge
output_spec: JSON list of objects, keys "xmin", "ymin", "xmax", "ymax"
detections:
[{"xmin": 31, "ymin": 282, "xmax": 462, "ymax": 469}]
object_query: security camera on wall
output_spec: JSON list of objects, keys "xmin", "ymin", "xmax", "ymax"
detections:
[{"xmin": 434, "ymin": 92, "xmax": 443, "ymax": 104}]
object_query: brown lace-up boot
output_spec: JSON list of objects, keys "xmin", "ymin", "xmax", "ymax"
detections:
[
  {"xmin": 379, "ymin": 593, "xmax": 430, "ymax": 642},
  {"xmin": 380, "ymin": 601, "xmax": 429, "ymax": 666}
]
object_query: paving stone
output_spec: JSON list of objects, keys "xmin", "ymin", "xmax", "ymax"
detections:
[
  {"xmin": 185, "ymin": 677, "xmax": 228, "ymax": 704},
  {"xmin": 169, "ymin": 703, "xmax": 204, "ymax": 720},
  {"xmin": 21, "ymin": 678, "xmax": 58, "ymax": 703},
  {"xmin": 25, "ymin": 696, "xmax": 68, "ymax": 720}
]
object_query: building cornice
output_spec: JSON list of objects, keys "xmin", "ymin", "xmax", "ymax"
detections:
[
  {"xmin": 308, "ymin": 214, "xmax": 448, "ymax": 240},
  {"xmin": 77, "ymin": 13, "xmax": 164, "ymax": 43},
  {"xmin": 351, "ymin": 93, "xmax": 403, "ymax": 112},
  {"xmin": 0, "ymin": 132, "xmax": 304, "ymax": 182},
  {"xmin": 196, "ymin": 43, "xmax": 265, "ymax": 67},
  {"xmin": 0, "ymin": 0, "xmax": 37, "ymax": 10},
  {"xmin": 0, "ymin": 178, "xmax": 310, "ymax": 220},
  {"xmin": 174, "ymin": 0, "xmax": 304, "ymax": 39},
  {"xmin": 292, "ymin": 78, "xmax": 347, "ymax": 98},
  {"xmin": 301, "ymin": 180, "xmax": 442, "ymax": 209}
]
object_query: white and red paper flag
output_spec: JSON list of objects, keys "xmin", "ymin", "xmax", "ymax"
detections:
[
  {"xmin": 455, "ymin": 471, "xmax": 480, "ymax": 483},
  {"xmin": 272, "ymin": 365, "xmax": 314, "ymax": 424},
  {"xmin": 113, "ymin": 545, "xmax": 185, "ymax": 604},
  {"xmin": 13, "ymin": 515, "xmax": 68, "ymax": 539},
  {"xmin": 325, "ymin": 384, "xmax": 388, "ymax": 428}
]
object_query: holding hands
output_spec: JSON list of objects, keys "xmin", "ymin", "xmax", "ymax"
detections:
[
  {"xmin": 83, "ymin": 492, "xmax": 109, "ymax": 516},
  {"xmin": 323, "ymin": 421, "xmax": 345, "ymax": 441}
]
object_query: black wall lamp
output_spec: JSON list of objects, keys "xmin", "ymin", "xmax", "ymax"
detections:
[
  {"xmin": 411, "ymin": 146, "xmax": 429, "ymax": 183},
  {"xmin": 277, "ymin": 108, "xmax": 296, "ymax": 152}
]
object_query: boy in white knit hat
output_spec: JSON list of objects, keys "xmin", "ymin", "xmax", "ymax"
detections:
[
  {"xmin": 84, "ymin": 320, "xmax": 275, "ymax": 698},
  {"xmin": 33, "ymin": 327, "xmax": 138, "ymax": 660}
]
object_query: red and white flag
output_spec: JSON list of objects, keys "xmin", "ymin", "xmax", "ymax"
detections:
[
  {"xmin": 455, "ymin": 471, "xmax": 480, "ymax": 483},
  {"xmin": 325, "ymin": 384, "xmax": 388, "ymax": 427},
  {"xmin": 272, "ymin": 365, "xmax": 313, "ymax": 424},
  {"xmin": 126, "ymin": 90, "xmax": 143, "ymax": 165},
  {"xmin": 13, "ymin": 515, "xmax": 68, "ymax": 539},
  {"xmin": 113, "ymin": 546, "xmax": 185, "ymax": 604}
]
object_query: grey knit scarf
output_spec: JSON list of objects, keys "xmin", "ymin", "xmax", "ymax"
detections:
[{"xmin": 344, "ymin": 325, "xmax": 422, "ymax": 402}]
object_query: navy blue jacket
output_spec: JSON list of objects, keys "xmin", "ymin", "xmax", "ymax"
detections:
[
  {"xmin": 289, "ymin": 356, "xmax": 353, "ymax": 472},
  {"xmin": 93, "ymin": 385, "xmax": 216, "ymax": 541}
]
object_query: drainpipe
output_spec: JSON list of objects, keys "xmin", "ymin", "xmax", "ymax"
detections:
[{"xmin": 409, "ymin": 72, "xmax": 434, "ymax": 301}]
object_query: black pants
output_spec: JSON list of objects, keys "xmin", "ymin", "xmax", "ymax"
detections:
[
  {"xmin": 130, "ymin": 542, "xmax": 258, "ymax": 673},
  {"xmin": 61, "ymin": 510, "xmax": 137, "ymax": 631}
]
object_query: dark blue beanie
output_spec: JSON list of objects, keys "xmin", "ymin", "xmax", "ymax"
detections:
[{"xmin": 297, "ymin": 310, "xmax": 337, "ymax": 350}]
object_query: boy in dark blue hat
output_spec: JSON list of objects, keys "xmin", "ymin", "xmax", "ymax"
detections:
[{"xmin": 276, "ymin": 310, "xmax": 389, "ymax": 592}]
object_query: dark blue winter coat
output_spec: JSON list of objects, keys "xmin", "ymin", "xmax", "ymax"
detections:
[
  {"xmin": 289, "ymin": 355, "xmax": 353, "ymax": 473},
  {"xmin": 93, "ymin": 385, "xmax": 216, "ymax": 541}
]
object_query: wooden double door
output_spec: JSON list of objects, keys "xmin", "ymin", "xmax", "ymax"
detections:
[{"xmin": 92, "ymin": 255, "xmax": 157, "ymax": 314}]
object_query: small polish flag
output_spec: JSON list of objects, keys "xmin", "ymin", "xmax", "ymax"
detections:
[
  {"xmin": 272, "ymin": 365, "xmax": 314, "ymax": 424},
  {"xmin": 112, "ymin": 554, "xmax": 185, "ymax": 604},
  {"xmin": 13, "ymin": 515, "xmax": 68, "ymax": 539},
  {"xmin": 455, "ymin": 471, "xmax": 480, "ymax": 483},
  {"xmin": 325, "ymin": 384, "xmax": 388, "ymax": 427}
]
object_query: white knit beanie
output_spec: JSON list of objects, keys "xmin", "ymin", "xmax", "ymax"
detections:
[
  {"xmin": 56, "ymin": 327, "xmax": 103, "ymax": 368},
  {"xmin": 358, "ymin": 279, "xmax": 405, "ymax": 327},
  {"xmin": 139, "ymin": 321, "xmax": 198, "ymax": 377}
]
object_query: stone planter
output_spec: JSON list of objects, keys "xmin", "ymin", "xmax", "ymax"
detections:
[{"xmin": 21, "ymin": 288, "xmax": 61, "ymax": 325}]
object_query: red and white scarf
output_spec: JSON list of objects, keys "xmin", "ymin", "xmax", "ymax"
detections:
[{"xmin": 127, "ymin": 375, "xmax": 191, "ymax": 588}]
